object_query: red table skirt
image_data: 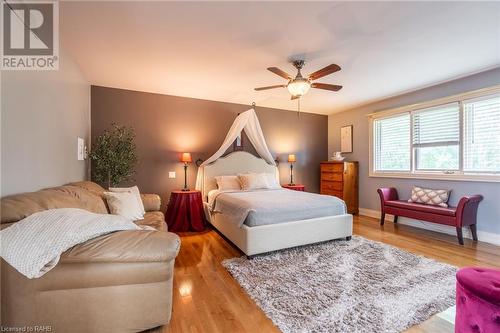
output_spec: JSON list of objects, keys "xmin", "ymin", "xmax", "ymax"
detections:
[{"xmin": 165, "ymin": 190, "xmax": 206, "ymax": 232}]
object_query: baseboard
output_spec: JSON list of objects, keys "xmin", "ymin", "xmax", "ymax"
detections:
[{"xmin": 358, "ymin": 208, "xmax": 500, "ymax": 246}]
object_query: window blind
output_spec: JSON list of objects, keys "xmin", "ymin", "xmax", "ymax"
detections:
[
  {"xmin": 374, "ymin": 114, "xmax": 411, "ymax": 171},
  {"xmin": 413, "ymin": 102, "xmax": 460, "ymax": 146},
  {"xmin": 464, "ymin": 94, "xmax": 500, "ymax": 173}
]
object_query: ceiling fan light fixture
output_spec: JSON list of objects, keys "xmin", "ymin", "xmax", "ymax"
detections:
[{"xmin": 287, "ymin": 78, "xmax": 311, "ymax": 97}]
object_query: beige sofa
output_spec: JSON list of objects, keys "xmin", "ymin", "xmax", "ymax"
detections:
[{"xmin": 0, "ymin": 181, "xmax": 180, "ymax": 333}]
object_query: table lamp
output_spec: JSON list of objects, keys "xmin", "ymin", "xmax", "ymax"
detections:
[
  {"xmin": 180, "ymin": 153, "xmax": 192, "ymax": 191},
  {"xmin": 288, "ymin": 154, "xmax": 296, "ymax": 185}
]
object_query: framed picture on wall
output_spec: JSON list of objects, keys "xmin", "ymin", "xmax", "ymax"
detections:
[{"xmin": 340, "ymin": 125, "xmax": 353, "ymax": 153}]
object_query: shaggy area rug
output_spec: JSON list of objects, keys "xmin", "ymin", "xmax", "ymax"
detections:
[{"xmin": 222, "ymin": 236, "xmax": 457, "ymax": 333}]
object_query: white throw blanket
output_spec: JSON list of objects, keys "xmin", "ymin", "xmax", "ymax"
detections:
[{"xmin": 0, "ymin": 208, "xmax": 141, "ymax": 279}]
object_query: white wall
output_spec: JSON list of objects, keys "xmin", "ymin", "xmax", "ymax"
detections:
[
  {"xmin": 1, "ymin": 50, "xmax": 90, "ymax": 196},
  {"xmin": 328, "ymin": 67, "xmax": 500, "ymax": 242}
]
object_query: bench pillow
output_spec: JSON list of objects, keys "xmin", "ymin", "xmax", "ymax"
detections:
[{"xmin": 408, "ymin": 186, "xmax": 450, "ymax": 208}]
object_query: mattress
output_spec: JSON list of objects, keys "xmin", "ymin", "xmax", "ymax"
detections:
[{"xmin": 207, "ymin": 188, "xmax": 347, "ymax": 227}]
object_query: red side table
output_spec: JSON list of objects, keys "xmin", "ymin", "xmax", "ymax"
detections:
[
  {"xmin": 165, "ymin": 190, "xmax": 206, "ymax": 232},
  {"xmin": 282, "ymin": 184, "xmax": 305, "ymax": 191}
]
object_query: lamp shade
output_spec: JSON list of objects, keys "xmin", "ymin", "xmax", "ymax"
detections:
[
  {"xmin": 180, "ymin": 152, "xmax": 192, "ymax": 163},
  {"xmin": 287, "ymin": 154, "xmax": 296, "ymax": 163},
  {"xmin": 287, "ymin": 79, "xmax": 311, "ymax": 97}
]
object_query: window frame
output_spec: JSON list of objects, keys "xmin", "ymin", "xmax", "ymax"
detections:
[{"xmin": 368, "ymin": 85, "xmax": 500, "ymax": 182}]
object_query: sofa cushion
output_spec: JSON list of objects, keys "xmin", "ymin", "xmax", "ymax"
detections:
[
  {"xmin": 66, "ymin": 181, "xmax": 106, "ymax": 197},
  {"xmin": 385, "ymin": 200, "xmax": 456, "ymax": 216},
  {"xmin": 140, "ymin": 193, "xmax": 161, "ymax": 212},
  {"xmin": 136, "ymin": 211, "xmax": 167, "ymax": 231},
  {"xmin": 1, "ymin": 185, "xmax": 108, "ymax": 224},
  {"xmin": 61, "ymin": 230, "xmax": 180, "ymax": 264}
]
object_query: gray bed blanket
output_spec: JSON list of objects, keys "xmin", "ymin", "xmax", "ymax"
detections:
[{"xmin": 208, "ymin": 189, "xmax": 346, "ymax": 227}]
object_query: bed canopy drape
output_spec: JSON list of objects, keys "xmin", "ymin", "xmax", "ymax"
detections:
[{"xmin": 195, "ymin": 108, "xmax": 276, "ymax": 190}]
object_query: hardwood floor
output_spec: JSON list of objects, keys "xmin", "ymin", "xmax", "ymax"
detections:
[{"xmin": 151, "ymin": 215, "xmax": 500, "ymax": 333}]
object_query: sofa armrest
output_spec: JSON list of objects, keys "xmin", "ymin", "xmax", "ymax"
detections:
[
  {"xmin": 61, "ymin": 230, "xmax": 181, "ymax": 264},
  {"xmin": 377, "ymin": 188, "xmax": 399, "ymax": 202},
  {"xmin": 456, "ymin": 195, "xmax": 483, "ymax": 227},
  {"xmin": 141, "ymin": 193, "xmax": 161, "ymax": 212}
]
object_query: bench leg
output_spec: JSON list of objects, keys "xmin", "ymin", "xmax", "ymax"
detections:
[
  {"xmin": 470, "ymin": 224, "xmax": 478, "ymax": 241},
  {"xmin": 393, "ymin": 216, "xmax": 398, "ymax": 224},
  {"xmin": 456, "ymin": 227, "xmax": 464, "ymax": 245},
  {"xmin": 380, "ymin": 212, "xmax": 385, "ymax": 226}
]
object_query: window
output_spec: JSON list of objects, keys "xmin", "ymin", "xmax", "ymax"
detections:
[
  {"xmin": 373, "ymin": 114, "xmax": 410, "ymax": 172},
  {"xmin": 370, "ymin": 87, "xmax": 500, "ymax": 181},
  {"xmin": 413, "ymin": 103, "xmax": 460, "ymax": 171},
  {"xmin": 464, "ymin": 95, "xmax": 500, "ymax": 173}
]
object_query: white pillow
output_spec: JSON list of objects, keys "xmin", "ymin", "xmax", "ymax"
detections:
[
  {"xmin": 238, "ymin": 173, "xmax": 269, "ymax": 190},
  {"xmin": 103, "ymin": 191, "xmax": 144, "ymax": 221},
  {"xmin": 215, "ymin": 175, "xmax": 241, "ymax": 191},
  {"xmin": 264, "ymin": 173, "xmax": 281, "ymax": 189},
  {"xmin": 109, "ymin": 185, "xmax": 145, "ymax": 215}
]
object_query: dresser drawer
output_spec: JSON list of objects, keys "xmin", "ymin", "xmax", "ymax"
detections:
[
  {"xmin": 321, "ymin": 172, "xmax": 343, "ymax": 182},
  {"xmin": 321, "ymin": 189, "xmax": 343, "ymax": 199},
  {"xmin": 321, "ymin": 163, "xmax": 344, "ymax": 173},
  {"xmin": 321, "ymin": 181, "xmax": 343, "ymax": 191}
]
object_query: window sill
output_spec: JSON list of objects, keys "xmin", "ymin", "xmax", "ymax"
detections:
[{"xmin": 369, "ymin": 172, "xmax": 500, "ymax": 183}]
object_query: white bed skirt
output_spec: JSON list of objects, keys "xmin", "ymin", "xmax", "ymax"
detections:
[{"xmin": 204, "ymin": 203, "xmax": 353, "ymax": 256}]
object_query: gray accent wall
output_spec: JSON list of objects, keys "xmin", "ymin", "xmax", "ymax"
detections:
[
  {"xmin": 1, "ymin": 50, "xmax": 90, "ymax": 196},
  {"xmin": 328, "ymin": 67, "xmax": 500, "ymax": 235},
  {"xmin": 91, "ymin": 86, "xmax": 328, "ymax": 209}
]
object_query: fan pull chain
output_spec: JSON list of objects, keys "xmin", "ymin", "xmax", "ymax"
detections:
[{"xmin": 297, "ymin": 98, "xmax": 301, "ymax": 118}]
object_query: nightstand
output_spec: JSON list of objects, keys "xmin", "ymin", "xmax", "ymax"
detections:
[
  {"xmin": 282, "ymin": 184, "xmax": 306, "ymax": 191},
  {"xmin": 165, "ymin": 190, "xmax": 206, "ymax": 232}
]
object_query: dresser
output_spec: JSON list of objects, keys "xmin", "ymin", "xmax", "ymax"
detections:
[{"xmin": 320, "ymin": 161, "xmax": 359, "ymax": 214}]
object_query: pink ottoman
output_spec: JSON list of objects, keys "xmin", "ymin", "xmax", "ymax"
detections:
[{"xmin": 455, "ymin": 267, "xmax": 500, "ymax": 333}]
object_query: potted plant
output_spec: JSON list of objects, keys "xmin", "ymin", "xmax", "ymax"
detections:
[{"xmin": 89, "ymin": 124, "xmax": 138, "ymax": 188}]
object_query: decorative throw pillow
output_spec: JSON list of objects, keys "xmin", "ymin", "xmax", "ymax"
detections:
[
  {"xmin": 237, "ymin": 173, "xmax": 268, "ymax": 190},
  {"xmin": 109, "ymin": 185, "xmax": 145, "ymax": 215},
  {"xmin": 408, "ymin": 186, "xmax": 450, "ymax": 208},
  {"xmin": 103, "ymin": 191, "xmax": 144, "ymax": 220},
  {"xmin": 264, "ymin": 173, "xmax": 281, "ymax": 189},
  {"xmin": 215, "ymin": 175, "xmax": 241, "ymax": 191}
]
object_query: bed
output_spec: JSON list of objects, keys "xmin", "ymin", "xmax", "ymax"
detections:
[{"xmin": 200, "ymin": 151, "xmax": 353, "ymax": 257}]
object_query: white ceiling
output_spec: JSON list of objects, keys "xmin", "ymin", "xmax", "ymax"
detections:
[{"xmin": 60, "ymin": 1, "xmax": 500, "ymax": 115}]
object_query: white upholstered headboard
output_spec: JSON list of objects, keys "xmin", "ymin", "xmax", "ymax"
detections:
[{"xmin": 201, "ymin": 151, "xmax": 278, "ymax": 200}]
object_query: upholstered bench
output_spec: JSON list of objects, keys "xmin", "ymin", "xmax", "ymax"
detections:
[
  {"xmin": 377, "ymin": 188, "xmax": 483, "ymax": 245},
  {"xmin": 455, "ymin": 267, "xmax": 500, "ymax": 333}
]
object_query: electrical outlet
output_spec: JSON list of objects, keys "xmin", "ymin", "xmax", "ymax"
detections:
[{"xmin": 168, "ymin": 171, "xmax": 176, "ymax": 179}]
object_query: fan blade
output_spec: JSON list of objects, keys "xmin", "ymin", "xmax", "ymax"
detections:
[
  {"xmin": 267, "ymin": 67, "xmax": 293, "ymax": 80},
  {"xmin": 308, "ymin": 64, "xmax": 341, "ymax": 80},
  {"xmin": 291, "ymin": 95, "xmax": 300, "ymax": 100},
  {"xmin": 254, "ymin": 84, "xmax": 286, "ymax": 91},
  {"xmin": 311, "ymin": 83, "xmax": 343, "ymax": 91}
]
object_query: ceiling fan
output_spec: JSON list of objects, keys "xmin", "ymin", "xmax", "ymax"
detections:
[{"xmin": 254, "ymin": 60, "xmax": 342, "ymax": 100}]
